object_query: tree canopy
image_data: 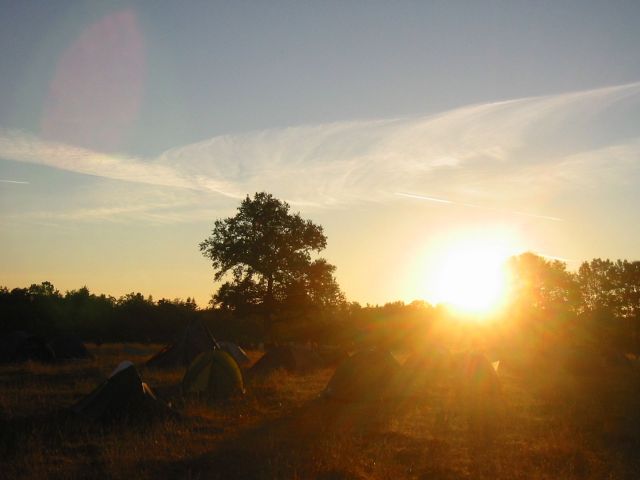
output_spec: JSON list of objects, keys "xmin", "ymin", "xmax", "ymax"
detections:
[{"xmin": 199, "ymin": 192, "xmax": 344, "ymax": 336}]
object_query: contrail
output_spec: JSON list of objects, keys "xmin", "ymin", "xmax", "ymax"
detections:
[
  {"xmin": 0, "ymin": 179, "xmax": 29, "ymax": 184},
  {"xmin": 395, "ymin": 192, "xmax": 564, "ymax": 222},
  {"xmin": 394, "ymin": 192, "xmax": 454, "ymax": 204}
]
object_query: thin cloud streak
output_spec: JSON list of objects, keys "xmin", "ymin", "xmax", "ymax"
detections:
[
  {"xmin": 395, "ymin": 192, "xmax": 564, "ymax": 222},
  {"xmin": 394, "ymin": 192, "xmax": 454, "ymax": 204},
  {"xmin": 7, "ymin": 200, "xmax": 220, "ymax": 225},
  {"xmin": 0, "ymin": 81, "xmax": 639, "ymax": 222},
  {"xmin": 0, "ymin": 179, "xmax": 30, "ymax": 184},
  {"xmin": 0, "ymin": 129, "xmax": 238, "ymax": 196}
]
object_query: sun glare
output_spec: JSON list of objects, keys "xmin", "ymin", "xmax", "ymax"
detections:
[{"xmin": 429, "ymin": 236, "xmax": 513, "ymax": 317}]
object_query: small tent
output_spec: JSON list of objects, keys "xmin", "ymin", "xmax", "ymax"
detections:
[
  {"xmin": 48, "ymin": 334, "xmax": 92, "ymax": 360},
  {"xmin": 182, "ymin": 351, "xmax": 245, "ymax": 400},
  {"xmin": 461, "ymin": 353, "xmax": 501, "ymax": 396},
  {"xmin": 72, "ymin": 361, "xmax": 172, "ymax": 422},
  {"xmin": 450, "ymin": 352, "xmax": 502, "ymax": 430},
  {"xmin": 250, "ymin": 345, "xmax": 322, "ymax": 376},
  {"xmin": 146, "ymin": 320, "xmax": 219, "ymax": 368},
  {"xmin": 218, "ymin": 341, "xmax": 250, "ymax": 367},
  {"xmin": 0, "ymin": 331, "xmax": 55, "ymax": 363},
  {"xmin": 323, "ymin": 348, "xmax": 402, "ymax": 402}
]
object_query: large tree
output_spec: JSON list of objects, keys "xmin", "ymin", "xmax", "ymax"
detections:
[
  {"xmin": 503, "ymin": 252, "xmax": 580, "ymax": 352},
  {"xmin": 199, "ymin": 192, "xmax": 343, "ymax": 338},
  {"xmin": 506, "ymin": 252, "xmax": 579, "ymax": 314}
]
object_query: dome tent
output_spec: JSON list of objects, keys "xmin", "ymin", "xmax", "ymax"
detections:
[
  {"xmin": 182, "ymin": 351, "xmax": 245, "ymax": 400},
  {"xmin": 323, "ymin": 348, "xmax": 402, "ymax": 402},
  {"xmin": 249, "ymin": 345, "xmax": 322, "ymax": 376},
  {"xmin": 146, "ymin": 320, "xmax": 219, "ymax": 368},
  {"xmin": 72, "ymin": 361, "xmax": 173, "ymax": 423}
]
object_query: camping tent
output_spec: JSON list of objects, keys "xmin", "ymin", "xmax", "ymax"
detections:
[
  {"xmin": 249, "ymin": 345, "xmax": 322, "ymax": 375},
  {"xmin": 449, "ymin": 352, "xmax": 502, "ymax": 430},
  {"xmin": 460, "ymin": 352, "xmax": 501, "ymax": 397},
  {"xmin": 146, "ymin": 320, "xmax": 219, "ymax": 368},
  {"xmin": 182, "ymin": 351, "xmax": 245, "ymax": 400},
  {"xmin": 323, "ymin": 348, "xmax": 402, "ymax": 402},
  {"xmin": 0, "ymin": 331, "xmax": 56, "ymax": 363},
  {"xmin": 218, "ymin": 341, "xmax": 250, "ymax": 367},
  {"xmin": 72, "ymin": 361, "xmax": 172, "ymax": 422},
  {"xmin": 48, "ymin": 334, "xmax": 92, "ymax": 360}
]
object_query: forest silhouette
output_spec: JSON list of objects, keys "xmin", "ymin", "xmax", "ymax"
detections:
[{"xmin": 2, "ymin": 193, "xmax": 639, "ymax": 359}]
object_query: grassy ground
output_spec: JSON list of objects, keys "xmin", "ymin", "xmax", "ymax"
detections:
[{"xmin": 1, "ymin": 344, "xmax": 640, "ymax": 479}]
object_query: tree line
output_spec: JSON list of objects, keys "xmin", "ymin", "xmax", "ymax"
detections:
[
  {"xmin": 1, "ymin": 253, "xmax": 638, "ymax": 352},
  {"xmin": 503, "ymin": 253, "xmax": 640, "ymax": 354},
  {"xmin": 1, "ymin": 192, "xmax": 639, "ymax": 352},
  {"xmin": 0, "ymin": 284, "xmax": 199, "ymax": 343}
]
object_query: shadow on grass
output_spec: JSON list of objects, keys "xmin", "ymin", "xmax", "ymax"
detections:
[{"xmin": 135, "ymin": 393, "xmax": 508, "ymax": 480}]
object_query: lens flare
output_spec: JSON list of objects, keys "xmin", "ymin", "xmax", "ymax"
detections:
[{"xmin": 41, "ymin": 9, "xmax": 145, "ymax": 151}]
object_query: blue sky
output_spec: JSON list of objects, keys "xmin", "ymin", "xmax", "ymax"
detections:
[{"xmin": 1, "ymin": 1, "xmax": 640, "ymax": 305}]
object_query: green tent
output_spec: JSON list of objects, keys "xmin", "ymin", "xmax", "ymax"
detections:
[{"xmin": 182, "ymin": 351, "xmax": 244, "ymax": 400}]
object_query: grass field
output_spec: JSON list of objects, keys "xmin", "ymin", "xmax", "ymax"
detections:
[{"xmin": 2, "ymin": 344, "xmax": 640, "ymax": 479}]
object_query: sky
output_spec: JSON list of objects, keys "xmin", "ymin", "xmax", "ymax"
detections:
[{"xmin": 1, "ymin": 1, "xmax": 640, "ymax": 306}]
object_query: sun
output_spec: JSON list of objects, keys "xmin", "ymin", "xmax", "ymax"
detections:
[{"xmin": 428, "ymin": 236, "xmax": 512, "ymax": 316}]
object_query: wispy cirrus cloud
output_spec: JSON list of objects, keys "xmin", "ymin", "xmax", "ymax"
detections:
[
  {"xmin": 0, "ymin": 129, "xmax": 199, "ymax": 191},
  {"xmin": 12, "ymin": 202, "xmax": 219, "ymax": 225},
  {"xmin": 1, "ymin": 81, "xmax": 639, "ymax": 222}
]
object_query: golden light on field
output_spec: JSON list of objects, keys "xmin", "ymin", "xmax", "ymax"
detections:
[{"xmin": 428, "ymin": 233, "xmax": 516, "ymax": 317}]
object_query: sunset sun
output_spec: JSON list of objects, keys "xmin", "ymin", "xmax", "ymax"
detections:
[{"xmin": 429, "ymin": 237, "xmax": 512, "ymax": 316}]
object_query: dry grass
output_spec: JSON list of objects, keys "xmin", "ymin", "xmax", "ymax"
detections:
[{"xmin": 1, "ymin": 345, "xmax": 640, "ymax": 479}]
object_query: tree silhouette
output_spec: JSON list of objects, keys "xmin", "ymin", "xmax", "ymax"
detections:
[
  {"xmin": 200, "ymin": 192, "xmax": 343, "ymax": 340},
  {"xmin": 506, "ymin": 252, "xmax": 579, "ymax": 314},
  {"xmin": 576, "ymin": 259, "xmax": 640, "ymax": 351}
]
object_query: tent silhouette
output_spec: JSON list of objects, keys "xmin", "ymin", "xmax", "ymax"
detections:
[
  {"xmin": 72, "ymin": 361, "xmax": 173, "ymax": 422},
  {"xmin": 146, "ymin": 320, "xmax": 219, "ymax": 368},
  {"xmin": 250, "ymin": 345, "xmax": 322, "ymax": 375},
  {"xmin": 323, "ymin": 348, "xmax": 402, "ymax": 402}
]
